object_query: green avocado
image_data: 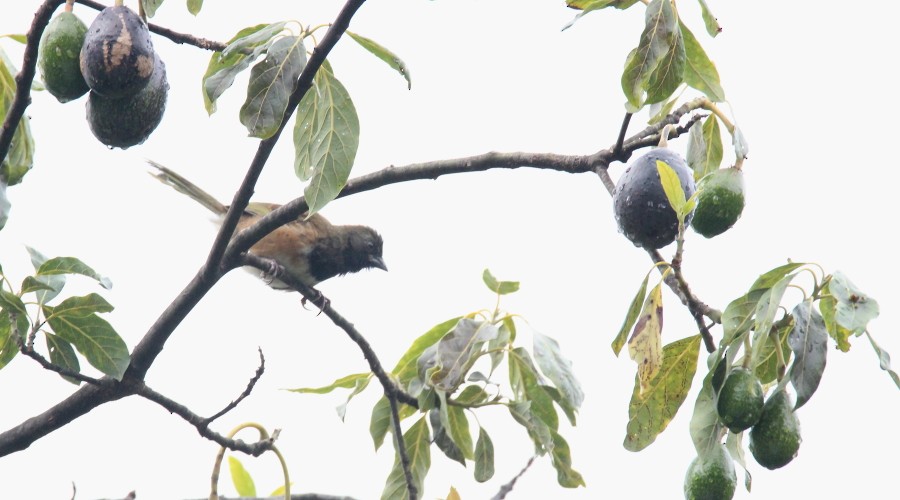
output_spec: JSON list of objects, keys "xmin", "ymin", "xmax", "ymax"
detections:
[
  {"xmin": 613, "ymin": 148, "xmax": 697, "ymax": 249},
  {"xmin": 716, "ymin": 367, "xmax": 764, "ymax": 433},
  {"xmin": 749, "ymin": 389, "xmax": 802, "ymax": 470},
  {"xmin": 38, "ymin": 11, "xmax": 90, "ymax": 103},
  {"xmin": 86, "ymin": 52, "xmax": 168, "ymax": 149},
  {"xmin": 683, "ymin": 443, "xmax": 736, "ymax": 500},
  {"xmin": 79, "ymin": 5, "xmax": 156, "ymax": 98},
  {"xmin": 691, "ymin": 167, "xmax": 745, "ymax": 238}
]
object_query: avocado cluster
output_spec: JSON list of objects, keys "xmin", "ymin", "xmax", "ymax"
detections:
[{"xmin": 37, "ymin": 4, "xmax": 168, "ymax": 149}]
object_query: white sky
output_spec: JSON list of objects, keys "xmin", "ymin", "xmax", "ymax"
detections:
[{"xmin": 1, "ymin": 1, "xmax": 898, "ymax": 499}]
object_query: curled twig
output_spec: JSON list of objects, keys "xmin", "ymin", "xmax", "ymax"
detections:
[{"xmin": 205, "ymin": 348, "xmax": 267, "ymax": 424}]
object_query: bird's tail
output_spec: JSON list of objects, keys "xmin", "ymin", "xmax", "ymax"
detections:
[{"xmin": 147, "ymin": 160, "xmax": 228, "ymax": 215}]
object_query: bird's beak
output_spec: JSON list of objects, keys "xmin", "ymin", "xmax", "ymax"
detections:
[{"xmin": 369, "ymin": 255, "xmax": 388, "ymax": 272}]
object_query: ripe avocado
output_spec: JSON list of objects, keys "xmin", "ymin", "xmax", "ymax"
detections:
[
  {"xmin": 38, "ymin": 11, "xmax": 90, "ymax": 102},
  {"xmin": 716, "ymin": 367, "xmax": 764, "ymax": 433},
  {"xmin": 683, "ymin": 443, "xmax": 736, "ymax": 500},
  {"xmin": 613, "ymin": 148, "xmax": 696, "ymax": 249},
  {"xmin": 79, "ymin": 5, "xmax": 156, "ymax": 98},
  {"xmin": 86, "ymin": 53, "xmax": 168, "ymax": 149},
  {"xmin": 692, "ymin": 167, "xmax": 745, "ymax": 238},
  {"xmin": 749, "ymin": 389, "xmax": 802, "ymax": 470}
]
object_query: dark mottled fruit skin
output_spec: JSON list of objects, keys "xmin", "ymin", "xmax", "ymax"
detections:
[
  {"xmin": 613, "ymin": 148, "xmax": 696, "ymax": 249},
  {"xmin": 39, "ymin": 12, "xmax": 89, "ymax": 102},
  {"xmin": 717, "ymin": 367, "xmax": 764, "ymax": 433},
  {"xmin": 86, "ymin": 53, "xmax": 168, "ymax": 149},
  {"xmin": 749, "ymin": 389, "xmax": 802, "ymax": 470},
  {"xmin": 684, "ymin": 444, "xmax": 736, "ymax": 500},
  {"xmin": 80, "ymin": 5, "xmax": 156, "ymax": 98}
]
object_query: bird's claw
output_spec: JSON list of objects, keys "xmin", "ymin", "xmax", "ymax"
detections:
[{"xmin": 301, "ymin": 289, "xmax": 330, "ymax": 316}]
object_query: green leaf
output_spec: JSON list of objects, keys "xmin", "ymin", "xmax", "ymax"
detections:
[
  {"xmin": 380, "ymin": 416, "xmax": 431, "ymax": 500},
  {"xmin": 509, "ymin": 348, "xmax": 558, "ymax": 431},
  {"xmin": 628, "ymin": 283, "xmax": 664, "ymax": 395},
  {"xmin": 228, "ymin": 456, "xmax": 257, "ymax": 497},
  {"xmin": 422, "ymin": 319, "xmax": 498, "ymax": 393},
  {"xmin": 335, "ymin": 374, "xmax": 372, "ymax": 421},
  {"xmin": 474, "ymin": 427, "xmax": 495, "ymax": 482},
  {"xmin": 753, "ymin": 273, "xmax": 795, "ymax": 345},
  {"xmin": 752, "ymin": 319, "xmax": 792, "ymax": 385},
  {"xmin": 687, "ymin": 115, "xmax": 723, "ymax": 181},
  {"xmin": 543, "ymin": 385, "xmax": 578, "ymax": 426},
  {"xmin": 438, "ymin": 391, "xmax": 474, "ymax": 460},
  {"xmin": 141, "ymin": 0, "xmax": 165, "ymax": 17},
  {"xmin": 725, "ymin": 431, "xmax": 752, "ymax": 492},
  {"xmin": 721, "ymin": 289, "xmax": 763, "ymax": 347},
  {"xmin": 620, "ymin": 0, "xmax": 681, "ymax": 109},
  {"xmin": 1, "ymin": 47, "xmax": 35, "ymax": 187},
  {"xmin": 0, "ymin": 179, "xmax": 9, "ymax": 230},
  {"xmin": 53, "ymin": 293, "xmax": 114, "ymax": 317},
  {"xmin": 20, "ymin": 276, "xmax": 54, "ymax": 294},
  {"xmin": 187, "ymin": 0, "xmax": 203, "ymax": 15},
  {"xmin": 287, "ymin": 372, "xmax": 370, "ymax": 394},
  {"xmin": 612, "ymin": 273, "xmax": 649, "ymax": 356},
  {"xmin": 453, "ymin": 385, "xmax": 489, "ymax": 406},
  {"xmin": 865, "ymin": 332, "xmax": 900, "ymax": 390},
  {"xmin": 394, "ymin": 317, "xmax": 461, "ymax": 384},
  {"xmin": 429, "ymin": 407, "xmax": 465, "ymax": 466},
  {"xmin": 482, "ymin": 268, "xmax": 520, "ymax": 295},
  {"xmin": 0, "ymin": 34, "xmax": 27, "ymax": 44},
  {"xmin": 296, "ymin": 61, "xmax": 360, "ymax": 216},
  {"xmin": 46, "ymin": 332, "xmax": 81, "ymax": 385},
  {"xmin": 202, "ymin": 23, "xmax": 287, "ymax": 114},
  {"xmin": 829, "ymin": 271, "xmax": 879, "ymax": 335},
  {"xmin": 0, "ymin": 289, "xmax": 26, "ymax": 316},
  {"xmin": 680, "ymin": 21, "xmax": 725, "ymax": 102},
  {"xmin": 549, "ymin": 430, "xmax": 586, "ymax": 488},
  {"xmin": 241, "ymin": 35, "xmax": 308, "ymax": 139},
  {"xmin": 345, "ymin": 31, "xmax": 411, "ymax": 89},
  {"xmin": 42, "ymin": 305, "xmax": 129, "ymax": 380},
  {"xmin": 37, "ymin": 257, "xmax": 112, "ymax": 289},
  {"xmin": 26, "ymin": 246, "xmax": 65, "ymax": 304},
  {"xmin": 656, "ymin": 160, "xmax": 687, "ymax": 218},
  {"xmin": 624, "ymin": 335, "xmax": 701, "ymax": 451},
  {"xmin": 0, "ymin": 313, "xmax": 20, "ymax": 370},
  {"xmin": 696, "ymin": 0, "xmax": 722, "ymax": 37},
  {"xmin": 789, "ymin": 300, "xmax": 828, "ymax": 410},
  {"xmin": 750, "ymin": 262, "xmax": 805, "ymax": 292},
  {"xmin": 732, "ymin": 125, "xmax": 750, "ymax": 160},
  {"xmin": 533, "ymin": 331, "xmax": 584, "ymax": 411},
  {"xmin": 488, "ymin": 316, "xmax": 513, "ymax": 372},
  {"xmin": 562, "ymin": 1, "xmax": 640, "ymax": 30},
  {"xmin": 689, "ymin": 357, "xmax": 724, "ymax": 454},
  {"xmin": 508, "ymin": 400, "xmax": 553, "ymax": 453},
  {"xmin": 369, "ymin": 395, "xmax": 417, "ymax": 450},
  {"xmin": 819, "ymin": 286, "xmax": 852, "ymax": 352}
]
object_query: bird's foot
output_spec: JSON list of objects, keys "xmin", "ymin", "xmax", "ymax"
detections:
[{"xmin": 301, "ymin": 289, "xmax": 330, "ymax": 315}]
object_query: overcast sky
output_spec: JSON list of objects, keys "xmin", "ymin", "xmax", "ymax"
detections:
[{"xmin": 1, "ymin": 1, "xmax": 898, "ymax": 499}]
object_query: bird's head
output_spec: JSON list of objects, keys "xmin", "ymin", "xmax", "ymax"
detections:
[{"xmin": 345, "ymin": 226, "xmax": 387, "ymax": 273}]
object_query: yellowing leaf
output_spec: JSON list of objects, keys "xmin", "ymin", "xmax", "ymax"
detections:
[
  {"xmin": 624, "ymin": 335, "xmax": 702, "ymax": 451},
  {"xmin": 628, "ymin": 283, "xmax": 664, "ymax": 395}
]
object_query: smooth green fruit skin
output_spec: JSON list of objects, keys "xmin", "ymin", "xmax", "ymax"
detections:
[
  {"xmin": 38, "ymin": 12, "xmax": 89, "ymax": 103},
  {"xmin": 613, "ymin": 148, "xmax": 697, "ymax": 249},
  {"xmin": 717, "ymin": 367, "xmax": 764, "ymax": 433},
  {"xmin": 684, "ymin": 444, "xmax": 737, "ymax": 500},
  {"xmin": 86, "ymin": 53, "xmax": 167, "ymax": 149},
  {"xmin": 80, "ymin": 5, "xmax": 156, "ymax": 98},
  {"xmin": 692, "ymin": 168, "xmax": 745, "ymax": 238},
  {"xmin": 749, "ymin": 389, "xmax": 801, "ymax": 470}
]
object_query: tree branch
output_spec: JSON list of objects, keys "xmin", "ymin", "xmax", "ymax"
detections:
[
  {"xmin": 205, "ymin": 348, "xmax": 266, "ymax": 424},
  {"xmin": 491, "ymin": 455, "xmax": 537, "ymax": 500}
]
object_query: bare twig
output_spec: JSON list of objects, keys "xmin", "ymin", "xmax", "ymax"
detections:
[
  {"xmin": 205, "ymin": 348, "xmax": 266, "ymax": 424},
  {"xmin": 389, "ymin": 396, "xmax": 417, "ymax": 500},
  {"xmin": 491, "ymin": 455, "xmax": 537, "ymax": 500},
  {"xmin": 612, "ymin": 112, "xmax": 633, "ymax": 159}
]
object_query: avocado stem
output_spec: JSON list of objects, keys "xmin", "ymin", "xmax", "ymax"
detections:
[
  {"xmin": 65, "ymin": 0, "xmax": 74, "ymax": 12},
  {"xmin": 658, "ymin": 123, "xmax": 676, "ymax": 148}
]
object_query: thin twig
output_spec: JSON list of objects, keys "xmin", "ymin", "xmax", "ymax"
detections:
[
  {"xmin": 205, "ymin": 348, "xmax": 266, "ymax": 424},
  {"xmin": 388, "ymin": 396, "xmax": 417, "ymax": 500},
  {"xmin": 612, "ymin": 112, "xmax": 633, "ymax": 159},
  {"xmin": 491, "ymin": 455, "xmax": 537, "ymax": 500}
]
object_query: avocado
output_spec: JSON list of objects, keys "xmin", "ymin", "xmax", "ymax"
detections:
[
  {"xmin": 79, "ymin": 5, "xmax": 156, "ymax": 98},
  {"xmin": 749, "ymin": 388, "xmax": 802, "ymax": 470},
  {"xmin": 613, "ymin": 148, "xmax": 696, "ymax": 249},
  {"xmin": 38, "ymin": 11, "xmax": 90, "ymax": 102},
  {"xmin": 683, "ymin": 443, "xmax": 736, "ymax": 500},
  {"xmin": 86, "ymin": 53, "xmax": 168, "ymax": 149},
  {"xmin": 716, "ymin": 367, "xmax": 764, "ymax": 433},
  {"xmin": 692, "ymin": 167, "xmax": 745, "ymax": 238}
]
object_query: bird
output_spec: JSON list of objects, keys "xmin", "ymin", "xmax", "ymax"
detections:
[{"xmin": 147, "ymin": 160, "xmax": 387, "ymax": 291}]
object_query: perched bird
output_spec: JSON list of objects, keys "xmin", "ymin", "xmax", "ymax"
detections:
[{"xmin": 147, "ymin": 160, "xmax": 386, "ymax": 290}]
